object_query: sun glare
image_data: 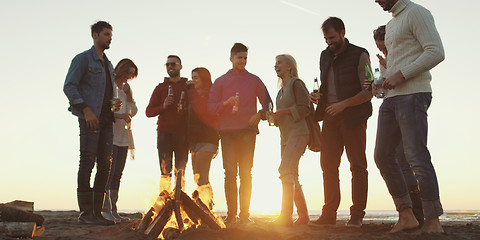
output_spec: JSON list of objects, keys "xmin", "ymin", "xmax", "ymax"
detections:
[{"xmin": 250, "ymin": 181, "xmax": 282, "ymax": 216}]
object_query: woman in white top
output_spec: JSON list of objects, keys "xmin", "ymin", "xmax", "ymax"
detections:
[{"xmin": 103, "ymin": 58, "xmax": 138, "ymax": 223}]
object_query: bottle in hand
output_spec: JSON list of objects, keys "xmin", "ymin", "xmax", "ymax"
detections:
[
  {"xmin": 312, "ymin": 78, "xmax": 320, "ymax": 104},
  {"xmin": 267, "ymin": 102, "xmax": 275, "ymax": 126},
  {"xmin": 373, "ymin": 68, "xmax": 385, "ymax": 99},
  {"xmin": 232, "ymin": 92, "xmax": 239, "ymax": 114},
  {"xmin": 111, "ymin": 84, "xmax": 122, "ymax": 112},
  {"xmin": 177, "ymin": 91, "xmax": 185, "ymax": 112}
]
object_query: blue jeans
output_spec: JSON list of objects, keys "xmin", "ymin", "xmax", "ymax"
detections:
[
  {"xmin": 374, "ymin": 92, "xmax": 443, "ymax": 219},
  {"xmin": 157, "ymin": 131, "xmax": 188, "ymax": 177},
  {"xmin": 395, "ymin": 142, "xmax": 418, "ymax": 188},
  {"xmin": 107, "ymin": 145, "xmax": 128, "ymax": 191},
  {"xmin": 77, "ymin": 115, "xmax": 113, "ymax": 193},
  {"xmin": 220, "ymin": 130, "xmax": 256, "ymax": 219}
]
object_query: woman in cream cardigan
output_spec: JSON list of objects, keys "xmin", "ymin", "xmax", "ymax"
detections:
[{"xmin": 268, "ymin": 54, "xmax": 311, "ymax": 226}]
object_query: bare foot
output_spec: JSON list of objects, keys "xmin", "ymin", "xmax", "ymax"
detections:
[
  {"xmin": 421, "ymin": 218, "xmax": 444, "ymax": 233},
  {"xmin": 390, "ymin": 208, "xmax": 419, "ymax": 233}
]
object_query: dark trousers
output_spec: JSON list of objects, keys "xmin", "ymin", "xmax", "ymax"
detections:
[
  {"xmin": 220, "ymin": 130, "xmax": 256, "ymax": 219},
  {"xmin": 320, "ymin": 113, "xmax": 368, "ymax": 218},
  {"xmin": 192, "ymin": 151, "xmax": 215, "ymax": 186},
  {"xmin": 157, "ymin": 131, "xmax": 188, "ymax": 176},
  {"xmin": 107, "ymin": 145, "xmax": 128, "ymax": 191},
  {"xmin": 77, "ymin": 115, "xmax": 113, "ymax": 193}
]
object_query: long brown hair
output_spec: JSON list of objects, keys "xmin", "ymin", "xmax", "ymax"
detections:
[
  {"xmin": 192, "ymin": 67, "xmax": 212, "ymax": 90},
  {"xmin": 115, "ymin": 58, "xmax": 138, "ymax": 81}
]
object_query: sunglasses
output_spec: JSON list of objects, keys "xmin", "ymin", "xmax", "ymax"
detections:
[{"xmin": 165, "ymin": 62, "xmax": 180, "ymax": 67}]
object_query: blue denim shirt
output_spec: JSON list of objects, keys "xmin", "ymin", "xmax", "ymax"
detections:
[{"xmin": 63, "ymin": 46, "xmax": 115, "ymax": 119}]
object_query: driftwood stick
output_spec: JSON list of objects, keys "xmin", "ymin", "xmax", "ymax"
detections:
[
  {"xmin": 0, "ymin": 205, "xmax": 44, "ymax": 226},
  {"xmin": 0, "ymin": 222, "xmax": 36, "ymax": 238},
  {"xmin": 3, "ymin": 200, "xmax": 34, "ymax": 213}
]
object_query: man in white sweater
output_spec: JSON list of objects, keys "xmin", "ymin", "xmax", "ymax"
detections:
[{"xmin": 374, "ymin": 0, "xmax": 445, "ymax": 233}]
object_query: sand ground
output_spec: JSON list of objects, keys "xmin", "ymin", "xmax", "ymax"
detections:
[{"xmin": 2, "ymin": 210, "xmax": 479, "ymax": 240}]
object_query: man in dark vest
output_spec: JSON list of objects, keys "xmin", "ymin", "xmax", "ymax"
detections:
[{"xmin": 310, "ymin": 17, "xmax": 373, "ymax": 228}]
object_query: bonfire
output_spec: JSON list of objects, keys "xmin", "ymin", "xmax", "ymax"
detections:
[{"xmin": 135, "ymin": 170, "xmax": 225, "ymax": 239}]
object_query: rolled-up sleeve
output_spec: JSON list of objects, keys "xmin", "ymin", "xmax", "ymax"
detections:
[{"xmin": 357, "ymin": 52, "xmax": 372, "ymax": 97}]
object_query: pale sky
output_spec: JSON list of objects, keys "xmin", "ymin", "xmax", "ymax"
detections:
[{"xmin": 1, "ymin": 0, "xmax": 479, "ymax": 213}]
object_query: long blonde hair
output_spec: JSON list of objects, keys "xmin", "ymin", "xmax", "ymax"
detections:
[{"xmin": 276, "ymin": 54, "xmax": 299, "ymax": 88}]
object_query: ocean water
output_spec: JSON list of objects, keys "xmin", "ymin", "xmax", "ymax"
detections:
[
  {"xmin": 122, "ymin": 209, "xmax": 480, "ymax": 222},
  {"xmin": 211, "ymin": 210, "xmax": 480, "ymax": 222}
]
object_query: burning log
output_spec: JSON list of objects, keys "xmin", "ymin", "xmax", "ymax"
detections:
[
  {"xmin": 180, "ymin": 191, "xmax": 223, "ymax": 230},
  {"xmin": 180, "ymin": 203, "xmax": 199, "ymax": 225},
  {"xmin": 192, "ymin": 190, "xmax": 212, "ymax": 213},
  {"xmin": 145, "ymin": 200, "xmax": 174, "ymax": 238},
  {"xmin": 136, "ymin": 190, "xmax": 171, "ymax": 233},
  {"xmin": 135, "ymin": 172, "xmax": 224, "ymax": 239},
  {"xmin": 174, "ymin": 170, "xmax": 184, "ymax": 232},
  {"xmin": 163, "ymin": 227, "xmax": 180, "ymax": 240}
]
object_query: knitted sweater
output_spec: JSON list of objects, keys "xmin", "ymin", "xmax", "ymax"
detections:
[
  {"xmin": 276, "ymin": 79, "xmax": 310, "ymax": 146},
  {"xmin": 385, "ymin": 0, "xmax": 444, "ymax": 98}
]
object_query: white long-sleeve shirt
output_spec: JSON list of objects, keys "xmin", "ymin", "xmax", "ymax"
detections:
[
  {"xmin": 385, "ymin": 0, "xmax": 445, "ymax": 98},
  {"xmin": 113, "ymin": 88, "xmax": 138, "ymax": 147}
]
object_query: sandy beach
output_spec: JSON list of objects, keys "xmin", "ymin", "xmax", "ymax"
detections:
[{"xmin": 2, "ymin": 210, "xmax": 476, "ymax": 240}]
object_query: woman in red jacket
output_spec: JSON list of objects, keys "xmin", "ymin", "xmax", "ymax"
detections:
[{"xmin": 187, "ymin": 67, "xmax": 220, "ymax": 209}]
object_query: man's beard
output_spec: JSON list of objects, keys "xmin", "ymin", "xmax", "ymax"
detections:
[
  {"xmin": 102, "ymin": 42, "xmax": 110, "ymax": 50},
  {"xmin": 168, "ymin": 71, "xmax": 180, "ymax": 78},
  {"xmin": 330, "ymin": 38, "xmax": 344, "ymax": 52}
]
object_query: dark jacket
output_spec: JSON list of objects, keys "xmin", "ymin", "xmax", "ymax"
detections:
[
  {"xmin": 315, "ymin": 39, "xmax": 372, "ymax": 128},
  {"xmin": 187, "ymin": 87, "xmax": 220, "ymax": 146}
]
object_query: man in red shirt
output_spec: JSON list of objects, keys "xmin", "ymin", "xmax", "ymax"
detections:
[{"xmin": 146, "ymin": 55, "xmax": 189, "ymax": 191}]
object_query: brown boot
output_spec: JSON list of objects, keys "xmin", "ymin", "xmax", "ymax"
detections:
[{"xmin": 293, "ymin": 186, "xmax": 309, "ymax": 225}]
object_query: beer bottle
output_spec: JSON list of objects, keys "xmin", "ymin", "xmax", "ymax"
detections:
[
  {"xmin": 313, "ymin": 78, "xmax": 320, "ymax": 104},
  {"xmin": 177, "ymin": 91, "xmax": 185, "ymax": 112},
  {"xmin": 111, "ymin": 84, "xmax": 121, "ymax": 112},
  {"xmin": 232, "ymin": 92, "xmax": 239, "ymax": 114},
  {"xmin": 267, "ymin": 102, "xmax": 275, "ymax": 126}
]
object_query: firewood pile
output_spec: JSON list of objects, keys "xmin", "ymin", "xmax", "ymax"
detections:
[
  {"xmin": 135, "ymin": 170, "xmax": 225, "ymax": 239},
  {"xmin": 0, "ymin": 200, "xmax": 45, "ymax": 238}
]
